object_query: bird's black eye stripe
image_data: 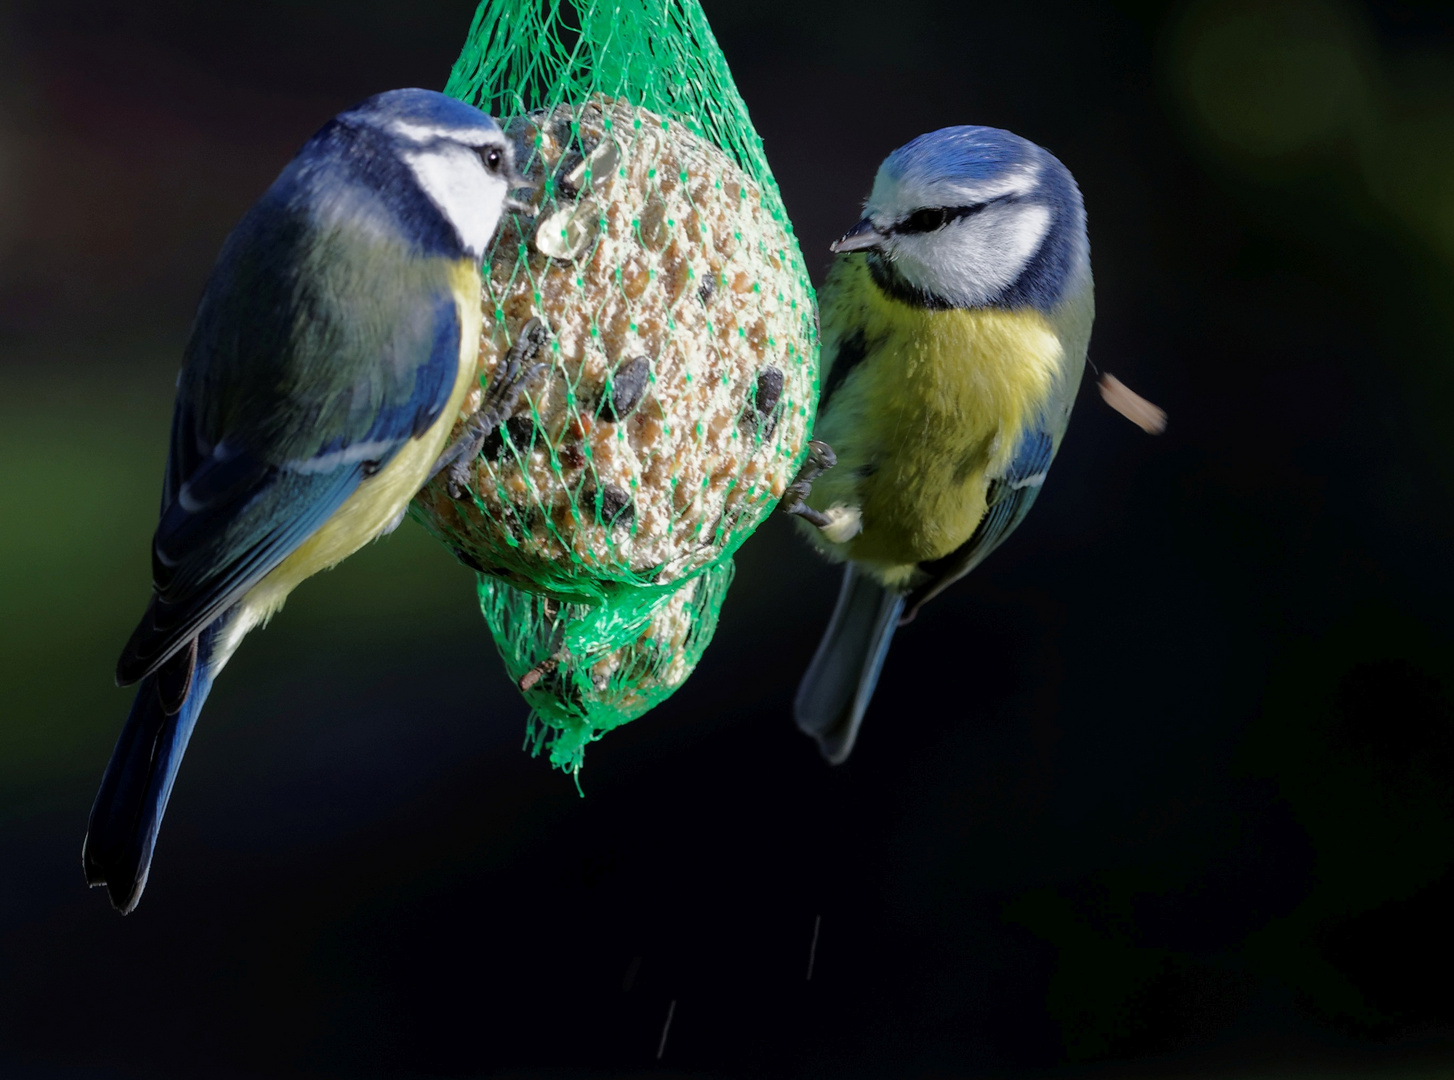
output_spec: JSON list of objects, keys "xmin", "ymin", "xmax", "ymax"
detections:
[
  {"xmin": 479, "ymin": 144, "xmax": 504, "ymax": 173},
  {"xmin": 900, "ymin": 207, "xmax": 951, "ymax": 233},
  {"xmin": 894, "ymin": 202, "xmax": 991, "ymax": 234}
]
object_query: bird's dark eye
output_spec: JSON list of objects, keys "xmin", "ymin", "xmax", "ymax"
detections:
[
  {"xmin": 900, "ymin": 207, "xmax": 950, "ymax": 233},
  {"xmin": 895, "ymin": 203, "xmax": 990, "ymax": 234},
  {"xmin": 481, "ymin": 146, "xmax": 503, "ymax": 173}
]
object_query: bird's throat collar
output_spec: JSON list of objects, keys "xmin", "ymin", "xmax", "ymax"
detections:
[{"xmin": 866, "ymin": 253, "xmax": 959, "ymax": 311}]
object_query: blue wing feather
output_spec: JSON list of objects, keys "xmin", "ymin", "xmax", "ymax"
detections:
[
  {"xmin": 902, "ymin": 422, "xmax": 1056, "ymax": 620},
  {"xmin": 118, "ymin": 288, "xmax": 461, "ymax": 684},
  {"xmin": 375, "ymin": 292, "xmax": 462, "ymax": 441}
]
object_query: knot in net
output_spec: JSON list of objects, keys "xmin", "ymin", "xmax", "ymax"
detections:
[{"xmin": 412, "ymin": 0, "xmax": 819, "ymax": 774}]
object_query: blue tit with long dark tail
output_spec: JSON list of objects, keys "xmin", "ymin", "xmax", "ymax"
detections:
[
  {"xmin": 83, "ymin": 89, "xmax": 540, "ymax": 913},
  {"xmin": 782, "ymin": 126, "xmax": 1093, "ymax": 764}
]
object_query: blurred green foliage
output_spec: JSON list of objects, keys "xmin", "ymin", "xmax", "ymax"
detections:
[
  {"xmin": 1170, "ymin": 14, "xmax": 1454, "ymax": 1020},
  {"xmin": 1174, "ymin": 0, "xmax": 1373, "ymax": 162},
  {"xmin": 1170, "ymin": 0, "xmax": 1454, "ymax": 478},
  {"xmin": 1006, "ymin": 888, "xmax": 1182, "ymax": 1060},
  {"xmin": 3, "ymin": 0, "xmax": 1454, "ymax": 1071},
  {"xmin": 982, "ymin": 1, "xmax": 1454, "ymax": 1059},
  {"xmin": 0, "ymin": 357, "xmax": 169, "ymax": 794},
  {"xmin": 1173, "ymin": 0, "xmax": 1454, "ymax": 284},
  {"xmin": 1242, "ymin": 607, "xmax": 1454, "ymax": 1030},
  {"xmin": 0, "ymin": 348, "xmax": 481, "ymax": 806}
]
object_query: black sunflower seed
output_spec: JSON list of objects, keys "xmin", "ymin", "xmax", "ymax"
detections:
[
  {"xmin": 583, "ymin": 482, "xmax": 635, "ymax": 529},
  {"xmin": 481, "ymin": 414, "xmax": 539, "ymax": 460},
  {"xmin": 602, "ymin": 356, "xmax": 650, "ymax": 421},
  {"xmin": 754, "ymin": 366, "xmax": 784, "ymax": 416}
]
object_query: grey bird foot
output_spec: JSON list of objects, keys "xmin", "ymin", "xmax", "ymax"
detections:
[
  {"xmin": 432, "ymin": 317, "xmax": 552, "ymax": 499},
  {"xmin": 779, "ymin": 439, "xmax": 838, "ymax": 529}
]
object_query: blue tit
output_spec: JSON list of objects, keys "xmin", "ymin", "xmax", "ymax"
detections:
[
  {"xmin": 83, "ymin": 88, "xmax": 533, "ymax": 913},
  {"xmin": 786, "ymin": 125, "xmax": 1093, "ymax": 764}
]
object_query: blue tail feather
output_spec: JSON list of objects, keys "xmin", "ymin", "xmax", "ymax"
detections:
[
  {"xmin": 794, "ymin": 564, "xmax": 905, "ymax": 765},
  {"xmin": 84, "ymin": 621, "xmax": 220, "ymax": 913}
]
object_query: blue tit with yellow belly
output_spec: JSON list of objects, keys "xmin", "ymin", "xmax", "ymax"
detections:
[
  {"xmin": 83, "ymin": 88, "xmax": 536, "ymax": 913},
  {"xmin": 787, "ymin": 125, "xmax": 1094, "ymax": 764}
]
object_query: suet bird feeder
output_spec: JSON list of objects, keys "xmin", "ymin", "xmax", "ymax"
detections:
[{"xmin": 412, "ymin": 0, "xmax": 819, "ymax": 773}]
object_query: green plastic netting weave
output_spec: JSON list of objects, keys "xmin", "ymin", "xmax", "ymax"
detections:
[{"xmin": 410, "ymin": 0, "xmax": 818, "ymax": 774}]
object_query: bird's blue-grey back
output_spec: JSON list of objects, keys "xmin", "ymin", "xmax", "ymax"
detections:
[
  {"xmin": 121, "ymin": 107, "xmax": 477, "ymax": 685},
  {"xmin": 90, "ymin": 88, "xmax": 512, "ymax": 914}
]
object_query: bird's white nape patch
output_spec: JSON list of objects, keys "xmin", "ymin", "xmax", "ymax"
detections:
[
  {"xmin": 401, "ymin": 143, "xmax": 508, "ymax": 258},
  {"xmin": 997, "ymin": 202, "xmax": 1053, "ymax": 274},
  {"xmin": 388, "ymin": 119, "xmax": 487, "ymax": 145}
]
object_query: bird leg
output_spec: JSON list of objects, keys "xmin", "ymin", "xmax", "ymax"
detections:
[
  {"xmin": 778, "ymin": 439, "xmax": 838, "ymax": 529},
  {"xmin": 432, "ymin": 317, "xmax": 552, "ymax": 499}
]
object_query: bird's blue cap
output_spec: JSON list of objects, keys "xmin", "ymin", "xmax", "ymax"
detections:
[
  {"xmin": 339, "ymin": 88, "xmax": 504, "ymax": 140},
  {"xmin": 882, "ymin": 125, "xmax": 1041, "ymax": 188}
]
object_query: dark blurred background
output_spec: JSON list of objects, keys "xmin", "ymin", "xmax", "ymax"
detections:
[{"xmin": 4, "ymin": 0, "xmax": 1454, "ymax": 1076}]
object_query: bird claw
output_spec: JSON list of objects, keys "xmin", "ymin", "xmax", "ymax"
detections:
[
  {"xmin": 443, "ymin": 458, "xmax": 476, "ymax": 502},
  {"xmin": 433, "ymin": 317, "xmax": 553, "ymax": 499},
  {"xmin": 779, "ymin": 439, "xmax": 838, "ymax": 529}
]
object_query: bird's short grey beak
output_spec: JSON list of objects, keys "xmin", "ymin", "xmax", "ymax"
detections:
[
  {"xmin": 505, "ymin": 174, "xmax": 536, "ymax": 214},
  {"xmin": 830, "ymin": 218, "xmax": 886, "ymax": 254}
]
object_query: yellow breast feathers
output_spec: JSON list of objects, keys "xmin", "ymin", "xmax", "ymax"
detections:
[{"xmin": 807, "ymin": 256, "xmax": 1064, "ymax": 579}]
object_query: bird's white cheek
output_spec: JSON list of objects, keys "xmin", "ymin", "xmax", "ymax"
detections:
[
  {"xmin": 404, "ymin": 149, "xmax": 506, "ymax": 258},
  {"xmin": 995, "ymin": 203, "xmax": 1051, "ymax": 274},
  {"xmin": 955, "ymin": 205, "xmax": 1052, "ymax": 297},
  {"xmin": 893, "ymin": 204, "xmax": 1053, "ymax": 306},
  {"xmin": 455, "ymin": 175, "xmax": 508, "ymax": 256}
]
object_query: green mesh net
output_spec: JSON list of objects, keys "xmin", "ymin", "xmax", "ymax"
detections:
[
  {"xmin": 412, "ymin": 0, "xmax": 818, "ymax": 775},
  {"xmin": 482, "ymin": 557, "xmax": 735, "ymax": 772}
]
